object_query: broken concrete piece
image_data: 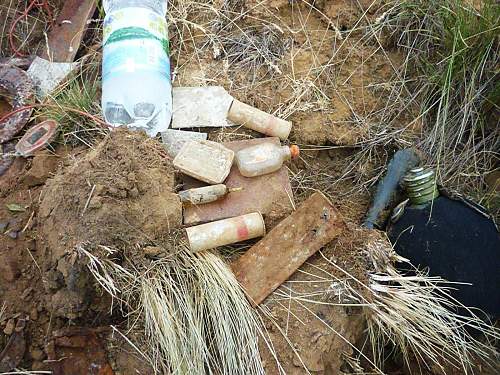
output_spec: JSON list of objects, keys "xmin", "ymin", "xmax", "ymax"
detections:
[
  {"xmin": 174, "ymin": 140, "xmax": 234, "ymax": 184},
  {"xmin": 27, "ymin": 57, "xmax": 79, "ymax": 99},
  {"xmin": 172, "ymin": 86, "xmax": 234, "ymax": 128},
  {"xmin": 183, "ymin": 137, "xmax": 294, "ymax": 225},
  {"xmin": 231, "ymin": 192, "xmax": 345, "ymax": 305},
  {"xmin": 161, "ymin": 129, "xmax": 207, "ymax": 157}
]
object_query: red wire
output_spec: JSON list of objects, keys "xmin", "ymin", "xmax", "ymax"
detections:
[
  {"xmin": 0, "ymin": 104, "xmax": 111, "ymax": 129},
  {"xmin": 9, "ymin": 0, "xmax": 55, "ymax": 57}
]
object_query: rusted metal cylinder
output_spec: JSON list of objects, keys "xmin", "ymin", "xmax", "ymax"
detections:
[{"xmin": 186, "ymin": 212, "xmax": 265, "ymax": 253}]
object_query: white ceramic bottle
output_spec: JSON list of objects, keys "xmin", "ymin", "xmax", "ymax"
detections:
[
  {"xmin": 235, "ymin": 143, "xmax": 300, "ymax": 177},
  {"xmin": 102, "ymin": 0, "xmax": 172, "ymax": 136}
]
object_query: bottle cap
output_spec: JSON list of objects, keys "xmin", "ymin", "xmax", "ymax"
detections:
[{"xmin": 290, "ymin": 145, "xmax": 300, "ymax": 159}]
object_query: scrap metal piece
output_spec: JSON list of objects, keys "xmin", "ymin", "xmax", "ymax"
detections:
[
  {"xmin": 0, "ymin": 57, "xmax": 35, "ymax": 69},
  {"xmin": 183, "ymin": 137, "xmax": 294, "ymax": 225},
  {"xmin": 27, "ymin": 57, "xmax": 79, "ymax": 99},
  {"xmin": 172, "ymin": 86, "xmax": 234, "ymax": 128},
  {"xmin": 0, "ymin": 65, "xmax": 35, "ymax": 144},
  {"xmin": 15, "ymin": 119, "xmax": 59, "ymax": 157},
  {"xmin": 231, "ymin": 192, "xmax": 345, "ymax": 305},
  {"xmin": 161, "ymin": 129, "xmax": 207, "ymax": 157},
  {"xmin": 39, "ymin": 0, "xmax": 97, "ymax": 63}
]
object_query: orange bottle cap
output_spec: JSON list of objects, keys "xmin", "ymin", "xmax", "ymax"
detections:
[{"xmin": 290, "ymin": 145, "xmax": 300, "ymax": 159}]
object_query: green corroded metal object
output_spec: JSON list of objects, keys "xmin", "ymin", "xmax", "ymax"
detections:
[{"xmin": 403, "ymin": 167, "xmax": 439, "ymax": 206}]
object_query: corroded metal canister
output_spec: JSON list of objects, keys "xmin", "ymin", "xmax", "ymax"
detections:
[{"xmin": 186, "ymin": 212, "xmax": 265, "ymax": 253}]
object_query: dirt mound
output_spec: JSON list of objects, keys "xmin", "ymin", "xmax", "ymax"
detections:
[{"xmin": 38, "ymin": 129, "xmax": 182, "ymax": 319}]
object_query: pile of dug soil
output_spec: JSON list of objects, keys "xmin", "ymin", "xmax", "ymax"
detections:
[{"xmin": 38, "ymin": 129, "xmax": 182, "ymax": 319}]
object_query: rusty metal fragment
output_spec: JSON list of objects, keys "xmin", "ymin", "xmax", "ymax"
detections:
[
  {"xmin": 183, "ymin": 137, "xmax": 294, "ymax": 225},
  {"xmin": 231, "ymin": 192, "xmax": 345, "ymax": 305},
  {"xmin": 47, "ymin": 327, "xmax": 114, "ymax": 375},
  {"xmin": 0, "ymin": 65, "xmax": 35, "ymax": 144},
  {"xmin": 40, "ymin": 0, "xmax": 97, "ymax": 63}
]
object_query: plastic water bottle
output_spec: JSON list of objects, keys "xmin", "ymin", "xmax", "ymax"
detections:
[{"xmin": 102, "ymin": 0, "xmax": 172, "ymax": 136}]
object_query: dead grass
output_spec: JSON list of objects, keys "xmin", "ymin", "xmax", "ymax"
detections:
[
  {"xmin": 80, "ymin": 239, "xmax": 268, "ymax": 374},
  {"xmin": 0, "ymin": 0, "xmax": 58, "ymax": 57},
  {"xmin": 372, "ymin": 0, "xmax": 500, "ymax": 218}
]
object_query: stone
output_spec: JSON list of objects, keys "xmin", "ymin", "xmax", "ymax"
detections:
[
  {"xmin": 30, "ymin": 308, "xmax": 39, "ymax": 321},
  {"xmin": 3, "ymin": 318, "xmax": 15, "ymax": 335},
  {"xmin": 30, "ymin": 348, "xmax": 45, "ymax": 361},
  {"xmin": 0, "ymin": 254, "xmax": 20, "ymax": 281},
  {"xmin": 22, "ymin": 151, "xmax": 59, "ymax": 187},
  {"xmin": 143, "ymin": 246, "xmax": 162, "ymax": 257}
]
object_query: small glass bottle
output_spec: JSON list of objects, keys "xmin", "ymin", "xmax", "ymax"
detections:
[{"xmin": 235, "ymin": 143, "xmax": 300, "ymax": 178}]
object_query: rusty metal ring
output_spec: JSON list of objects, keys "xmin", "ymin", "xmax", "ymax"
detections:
[{"xmin": 0, "ymin": 64, "xmax": 35, "ymax": 144}]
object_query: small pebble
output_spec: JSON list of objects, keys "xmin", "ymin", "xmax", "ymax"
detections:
[
  {"xmin": 30, "ymin": 308, "xmax": 39, "ymax": 321},
  {"xmin": 0, "ymin": 221, "xmax": 8, "ymax": 231},
  {"xmin": 27, "ymin": 239, "xmax": 36, "ymax": 251},
  {"xmin": 30, "ymin": 348, "xmax": 45, "ymax": 361},
  {"xmin": 3, "ymin": 319, "xmax": 15, "ymax": 335},
  {"xmin": 144, "ymin": 246, "xmax": 162, "ymax": 257}
]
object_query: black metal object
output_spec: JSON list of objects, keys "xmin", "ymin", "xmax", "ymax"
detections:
[{"xmin": 387, "ymin": 181, "xmax": 500, "ymax": 318}]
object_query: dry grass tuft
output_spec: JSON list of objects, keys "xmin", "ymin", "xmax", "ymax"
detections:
[
  {"xmin": 333, "ymin": 232, "xmax": 499, "ymax": 374},
  {"xmin": 80, "ymin": 238, "xmax": 267, "ymax": 375},
  {"xmin": 212, "ymin": 24, "xmax": 290, "ymax": 78}
]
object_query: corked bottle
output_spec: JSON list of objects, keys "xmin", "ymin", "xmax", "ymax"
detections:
[{"xmin": 235, "ymin": 143, "xmax": 300, "ymax": 178}]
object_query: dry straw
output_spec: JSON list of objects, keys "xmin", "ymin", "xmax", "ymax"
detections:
[{"xmin": 80, "ymin": 242, "xmax": 268, "ymax": 374}]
